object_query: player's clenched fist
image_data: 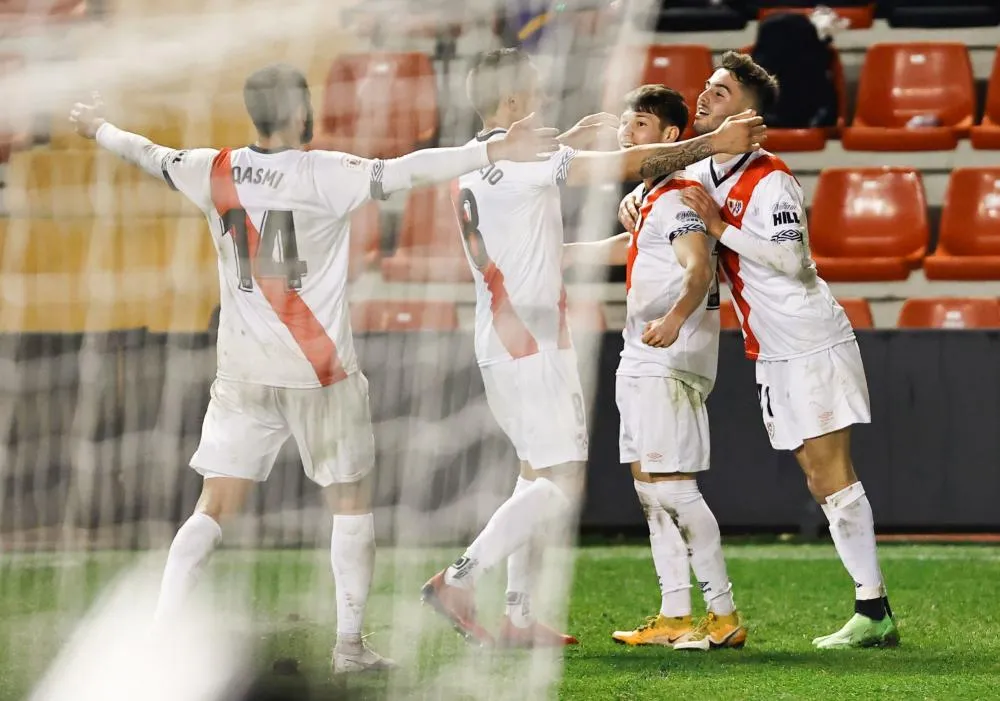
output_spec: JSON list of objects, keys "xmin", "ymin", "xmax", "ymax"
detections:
[
  {"xmin": 642, "ymin": 314, "xmax": 682, "ymax": 348},
  {"xmin": 69, "ymin": 91, "xmax": 106, "ymax": 139},
  {"xmin": 708, "ymin": 109, "xmax": 767, "ymax": 155},
  {"xmin": 618, "ymin": 191, "xmax": 641, "ymax": 232},
  {"xmin": 680, "ymin": 186, "xmax": 726, "ymax": 239},
  {"xmin": 486, "ymin": 112, "xmax": 561, "ymax": 163}
]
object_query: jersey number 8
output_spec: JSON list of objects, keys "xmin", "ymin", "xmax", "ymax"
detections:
[
  {"xmin": 455, "ymin": 188, "xmax": 491, "ymax": 272},
  {"xmin": 221, "ymin": 208, "xmax": 308, "ymax": 292}
]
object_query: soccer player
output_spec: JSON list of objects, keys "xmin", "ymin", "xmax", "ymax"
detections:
[
  {"xmin": 564, "ymin": 84, "xmax": 744, "ymax": 651},
  {"xmin": 420, "ymin": 48, "xmax": 766, "ymax": 647},
  {"xmin": 620, "ymin": 52, "xmax": 899, "ymax": 649},
  {"xmin": 68, "ymin": 64, "xmax": 563, "ymax": 673}
]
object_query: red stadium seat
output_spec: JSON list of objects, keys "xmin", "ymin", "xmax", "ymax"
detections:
[
  {"xmin": 351, "ymin": 299, "xmax": 459, "ymax": 332},
  {"xmin": 757, "ymin": 5, "xmax": 874, "ymax": 29},
  {"xmin": 970, "ymin": 49, "xmax": 1000, "ymax": 150},
  {"xmin": 809, "ymin": 168, "xmax": 929, "ymax": 281},
  {"xmin": 314, "ymin": 52, "xmax": 438, "ymax": 159},
  {"xmin": 719, "ymin": 300, "xmax": 741, "ymax": 330},
  {"xmin": 924, "ymin": 168, "xmax": 1000, "ymax": 280},
  {"xmin": 737, "ymin": 44, "xmax": 847, "ymax": 151},
  {"xmin": 838, "ymin": 298, "xmax": 875, "ymax": 329},
  {"xmin": 348, "ymin": 202, "xmax": 381, "ymax": 280},
  {"xmin": 897, "ymin": 298, "xmax": 1000, "ymax": 329},
  {"xmin": 380, "ymin": 184, "xmax": 472, "ymax": 283},
  {"xmin": 842, "ymin": 43, "xmax": 975, "ymax": 151},
  {"xmin": 603, "ymin": 45, "xmax": 713, "ymax": 137}
]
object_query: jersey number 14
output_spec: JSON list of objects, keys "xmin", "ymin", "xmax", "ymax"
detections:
[{"xmin": 221, "ymin": 208, "xmax": 308, "ymax": 292}]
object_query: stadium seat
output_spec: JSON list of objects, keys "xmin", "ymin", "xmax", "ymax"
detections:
[
  {"xmin": 652, "ymin": 0, "xmax": 749, "ymax": 32},
  {"xmin": 380, "ymin": 184, "xmax": 472, "ymax": 283},
  {"xmin": 756, "ymin": 4, "xmax": 875, "ymax": 29},
  {"xmin": 809, "ymin": 168, "xmax": 929, "ymax": 281},
  {"xmin": 924, "ymin": 168, "xmax": 1000, "ymax": 280},
  {"xmin": 314, "ymin": 52, "xmax": 438, "ymax": 159},
  {"xmin": 351, "ymin": 299, "xmax": 459, "ymax": 332},
  {"xmin": 4, "ymin": 149, "xmax": 200, "ymax": 218},
  {"xmin": 841, "ymin": 43, "xmax": 975, "ymax": 151},
  {"xmin": 738, "ymin": 43, "xmax": 846, "ymax": 151},
  {"xmin": 884, "ymin": 0, "xmax": 1000, "ymax": 28},
  {"xmin": 719, "ymin": 300, "xmax": 741, "ymax": 330},
  {"xmin": 603, "ymin": 45, "xmax": 714, "ymax": 136},
  {"xmin": 838, "ymin": 298, "xmax": 875, "ymax": 329},
  {"xmin": 970, "ymin": 49, "xmax": 1000, "ymax": 150},
  {"xmin": 897, "ymin": 298, "xmax": 1000, "ymax": 329}
]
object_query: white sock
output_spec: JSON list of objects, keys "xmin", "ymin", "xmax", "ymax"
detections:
[
  {"xmin": 446, "ymin": 477, "xmax": 570, "ymax": 589},
  {"xmin": 634, "ymin": 480, "xmax": 691, "ymax": 618},
  {"xmin": 655, "ymin": 480, "xmax": 735, "ymax": 616},
  {"xmin": 823, "ymin": 482, "xmax": 885, "ymax": 602},
  {"xmin": 154, "ymin": 511, "xmax": 221, "ymax": 622},
  {"xmin": 506, "ymin": 477, "xmax": 537, "ymax": 628},
  {"xmin": 331, "ymin": 513, "xmax": 376, "ymax": 645}
]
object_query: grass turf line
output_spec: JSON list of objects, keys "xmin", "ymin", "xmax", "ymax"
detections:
[{"xmin": 1, "ymin": 544, "xmax": 998, "ymax": 700}]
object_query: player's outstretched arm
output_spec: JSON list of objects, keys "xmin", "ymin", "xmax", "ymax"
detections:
[
  {"xmin": 373, "ymin": 112, "xmax": 559, "ymax": 197},
  {"xmin": 642, "ymin": 228, "xmax": 714, "ymax": 349},
  {"xmin": 70, "ymin": 94, "xmax": 176, "ymax": 182},
  {"xmin": 563, "ymin": 232, "xmax": 630, "ymax": 268},
  {"xmin": 681, "ymin": 181, "xmax": 804, "ymax": 278},
  {"xmin": 563, "ymin": 110, "xmax": 766, "ymax": 187}
]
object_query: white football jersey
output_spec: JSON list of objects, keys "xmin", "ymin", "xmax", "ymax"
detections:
[
  {"xmin": 687, "ymin": 150, "xmax": 854, "ymax": 361},
  {"xmin": 618, "ymin": 174, "xmax": 720, "ymax": 395},
  {"xmin": 455, "ymin": 130, "xmax": 577, "ymax": 366},
  {"xmin": 162, "ymin": 145, "xmax": 380, "ymax": 388}
]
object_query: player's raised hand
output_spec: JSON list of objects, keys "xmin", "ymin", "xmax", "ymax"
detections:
[
  {"xmin": 709, "ymin": 109, "xmax": 766, "ymax": 155},
  {"xmin": 558, "ymin": 112, "xmax": 619, "ymax": 150},
  {"xmin": 618, "ymin": 192, "xmax": 641, "ymax": 232},
  {"xmin": 642, "ymin": 315, "xmax": 681, "ymax": 348},
  {"xmin": 69, "ymin": 92, "xmax": 107, "ymax": 139},
  {"xmin": 488, "ymin": 112, "xmax": 560, "ymax": 163},
  {"xmin": 680, "ymin": 185, "xmax": 726, "ymax": 239}
]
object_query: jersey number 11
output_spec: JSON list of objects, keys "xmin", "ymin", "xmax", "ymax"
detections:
[{"xmin": 221, "ymin": 208, "xmax": 308, "ymax": 292}]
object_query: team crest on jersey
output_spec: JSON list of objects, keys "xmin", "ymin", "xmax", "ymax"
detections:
[{"xmin": 726, "ymin": 198, "xmax": 744, "ymax": 217}]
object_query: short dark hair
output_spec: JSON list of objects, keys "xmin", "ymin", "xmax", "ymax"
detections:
[
  {"xmin": 623, "ymin": 84, "xmax": 689, "ymax": 132},
  {"xmin": 718, "ymin": 51, "xmax": 780, "ymax": 114},
  {"xmin": 243, "ymin": 64, "xmax": 311, "ymax": 137},
  {"xmin": 466, "ymin": 48, "xmax": 535, "ymax": 119}
]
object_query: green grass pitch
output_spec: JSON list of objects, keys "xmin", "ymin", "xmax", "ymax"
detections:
[{"xmin": 2, "ymin": 543, "xmax": 999, "ymax": 700}]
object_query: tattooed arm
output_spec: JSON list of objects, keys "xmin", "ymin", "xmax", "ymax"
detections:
[{"xmin": 563, "ymin": 110, "xmax": 765, "ymax": 186}]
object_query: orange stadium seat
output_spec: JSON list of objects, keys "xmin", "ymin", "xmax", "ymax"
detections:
[
  {"xmin": 924, "ymin": 168, "xmax": 1000, "ymax": 280},
  {"xmin": 380, "ymin": 184, "xmax": 471, "ymax": 283},
  {"xmin": 842, "ymin": 43, "xmax": 975, "ymax": 151},
  {"xmin": 314, "ymin": 52, "xmax": 438, "ymax": 159},
  {"xmin": 603, "ymin": 45, "xmax": 713, "ymax": 137},
  {"xmin": 351, "ymin": 299, "xmax": 459, "ymax": 332},
  {"xmin": 719, "ymin": 300, "xmax": 741, "ymax": 330},
  {"xmin": 757, "ymin": 5, "xmax": 875, "ymax": 29},
  {"xmin": 809, "ymin": 168, "xmax": 929, "ymax": 281},
  {"xmin": 970, "ymin": 49, "xmax": 1000, "ymax": 150},
  {"xmin": 737, "ymin": 44, "xmax": 847, "ymax": 151},
  {"xmin": 838, "ymin": 298, "xmax": 875, "ymax": 329},
  {"xmin": 897, "ymin": 298, "xmax": 1000, "ymax": 329}
]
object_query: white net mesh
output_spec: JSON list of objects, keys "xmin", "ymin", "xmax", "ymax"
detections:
[{"xmin": 0, "ymin": 0, "xmax": 661, "ymax": 698}]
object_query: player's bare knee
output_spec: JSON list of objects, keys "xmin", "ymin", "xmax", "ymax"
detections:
[
  {"xmin": 194, "ymin": 476, "xmax": 253, "ymax": 522},
  {"xmin": 323, "ymin": 476, "xmax": 373, "ymax": 515}
]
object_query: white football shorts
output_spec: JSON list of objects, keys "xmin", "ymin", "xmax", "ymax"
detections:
[
  {"xmin": 480, "ymin": 348, "xmax": 589, "ymax": 469},
  {"xmin": 616, "ymin": 375, "xmax": 711, "ymax": 473},
  {"xmin": 190, "ymin": 373, "xmax": 375, "ymax": 487},
  {"xmin": 755, "ymin": 340, "xmax": 871, "ymax": 451}
]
